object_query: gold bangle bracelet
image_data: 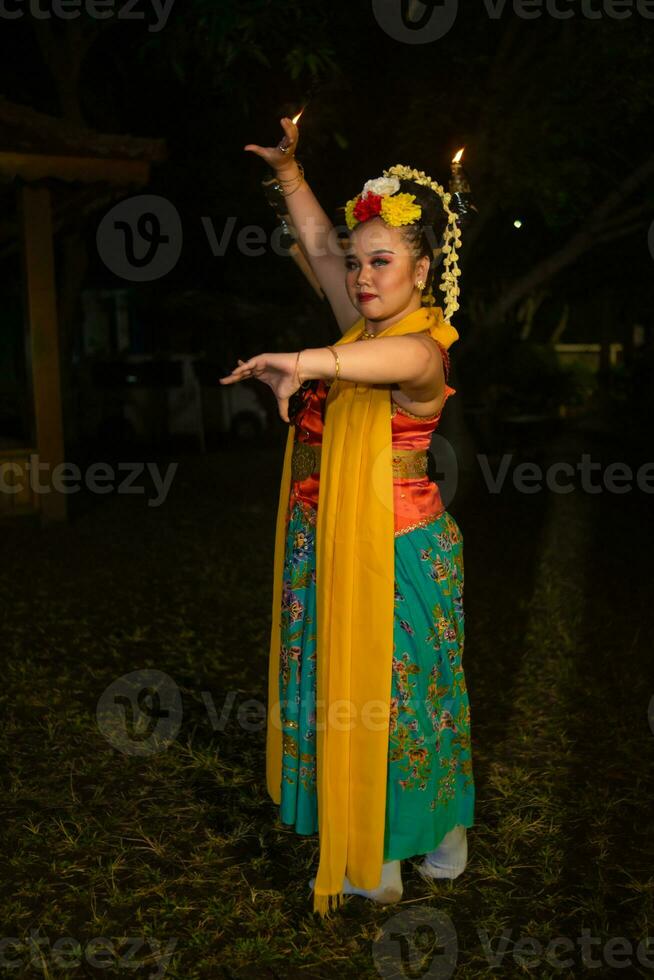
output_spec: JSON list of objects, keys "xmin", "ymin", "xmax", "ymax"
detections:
[
  {"xmin": 280, "ymin": 177, "xmax": 304, "ymax": 197},
  {"xmin": 276, "ymin": 161, "xmax": 304, "ymax": 182},
  {"xmin": 277, "ymin": 173, "xmax": 302, "ymax": 186},
  {"xmin": 326, "ymin": 345, "xmax": 340, "ymax": 381},
  {"xmin": 293, "ymin": 349, "xmax": 302, "ymax": 387},
  {"xmin": 276, "ymin": 161, "xmax": 304, "ymax": 197}
]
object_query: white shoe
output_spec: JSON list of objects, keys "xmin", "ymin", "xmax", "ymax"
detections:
[
  {"xmin": 417, "ymin": 825, "xmax": 468, "ymax": 881},
  {"xmin": 309, "ymin": 860, "xmax": 403, "ymax": 905}
]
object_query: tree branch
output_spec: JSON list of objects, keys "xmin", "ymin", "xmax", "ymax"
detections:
[
  {"xmin": 585, "ymin": 152, "xmax": 654, "ymax": 232},
  {"xmin": 592, "ymin": 218, "xmax": 651, "ymax": 248},
  {"xmin": 476, "ymin": 154, "xmax": 654, "ymax": 330}
]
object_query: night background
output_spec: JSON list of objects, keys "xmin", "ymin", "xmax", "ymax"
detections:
[{"xmin": 1, "ymin": 1, "xmax": 653, "ymax": 977}]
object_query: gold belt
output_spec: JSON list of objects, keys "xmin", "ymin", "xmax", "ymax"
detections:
[{"xmin": 291, "ymin": 441, "xmax": 428, "ymax": 482}]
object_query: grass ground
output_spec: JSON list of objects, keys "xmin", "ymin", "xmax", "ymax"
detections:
[{"xmin": 1, "ymin": 421, "xmax": 653, "ymax": 979}]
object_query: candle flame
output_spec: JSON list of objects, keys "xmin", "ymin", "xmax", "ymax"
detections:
[
  {"xmin": 452, "ymin": 147, "xmax": 465, "ymax": 164},
  {"xmin": 291, "ymin": 107, "xmax": 305, "ymax": 124}
]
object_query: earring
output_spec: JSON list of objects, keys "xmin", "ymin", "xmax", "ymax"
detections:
[{"xmin": 416, "ymin": 280, "xmax": 425, "ymax": 290}]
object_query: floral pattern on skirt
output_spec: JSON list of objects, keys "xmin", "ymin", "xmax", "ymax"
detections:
[{"xmin": 278, "ymin": 499, "xmax": 475, "ymax": 860}]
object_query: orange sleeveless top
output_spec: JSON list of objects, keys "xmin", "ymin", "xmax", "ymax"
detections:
[{"xmin": 288, "ymin": 343, "xmax": 455, "ymax": 537}]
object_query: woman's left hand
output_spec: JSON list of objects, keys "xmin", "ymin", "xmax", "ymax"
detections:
[{"xmin": 219, "ymin": 352, "xmax": 301, "ymax": 423}]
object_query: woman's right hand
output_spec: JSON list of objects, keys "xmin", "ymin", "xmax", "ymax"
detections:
[
  {"xmin": 219, "ymin": 351, "xmax": 302, "ymax": 424},
  {"xmin": 243, "ymin": 117, "xmax": 300, "ymax": 174}
]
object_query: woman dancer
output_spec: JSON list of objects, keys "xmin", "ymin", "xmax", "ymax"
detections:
[{"xmin": 220, "ymin": 117, "xmax": 474, "ymax": 917}]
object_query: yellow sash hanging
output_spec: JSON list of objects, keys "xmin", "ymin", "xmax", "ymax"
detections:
[{"xmin": 265, "ymin": 305, "xmax": 459, "ymax": 917}]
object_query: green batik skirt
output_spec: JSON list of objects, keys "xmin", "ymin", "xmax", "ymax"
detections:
[{"xmin": 277, "ymin": 499, "xmax": 475, "ymax": 861}]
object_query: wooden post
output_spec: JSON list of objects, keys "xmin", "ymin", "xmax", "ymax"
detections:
[{"xmin": 18, "ymin": 183, "xmax": 67, "ymax": 524}]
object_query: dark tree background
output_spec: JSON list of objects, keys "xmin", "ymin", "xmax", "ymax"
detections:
[{"xmin": 1, "ymin": 0, "xmax": 653, "ymax": 426}]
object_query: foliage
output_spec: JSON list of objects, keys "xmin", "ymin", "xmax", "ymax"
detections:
[
  {"xmin": 135, "ymin": 0, "xmax": 340, "ymax": 114},
  {"xmin": 488, "ymin": 341, "xmax": 589, "ymax": 414}
]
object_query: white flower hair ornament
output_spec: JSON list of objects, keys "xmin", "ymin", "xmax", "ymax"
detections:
[
  {"xmin": 362, "ymin": 175, "xmax": 401, "ymax": 197},
  {"xmin": 343, "ymin": 163, "xmax": 463, "ymax": 321}
]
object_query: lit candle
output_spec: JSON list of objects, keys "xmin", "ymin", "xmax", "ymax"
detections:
[
  {"xmin": 451, "ymin": 147, "xmax": 465, "ymax": 183},
  {"xmin": 276, "ymin": 105, "xmax": 305, "ymax": 153},
  {"xmin": 448, "ymin": 147, "xmax": 478, "ymax": 231}
]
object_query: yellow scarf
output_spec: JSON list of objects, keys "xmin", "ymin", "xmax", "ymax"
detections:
[{"xmin": 266, "ymin": 305, "xmax": 459, "ymax": 916}]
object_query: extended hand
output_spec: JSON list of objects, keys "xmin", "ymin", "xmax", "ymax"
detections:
[
  {"xmin": 219, "ymin": 352, "xmax": 301, "ymax": 423},
  {"xmin": 243, "ymin": 117, "xmax": 300, "ymax": 172}
]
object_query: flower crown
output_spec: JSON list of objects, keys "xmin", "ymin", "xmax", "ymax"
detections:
[{"xmin": 342, "ymin": 163, "xmax": 462, "ymax": 320}]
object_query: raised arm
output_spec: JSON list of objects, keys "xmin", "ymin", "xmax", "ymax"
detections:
[{"xmin": 244, "ymin": 118, "xmax": 360, "ymax": 335}]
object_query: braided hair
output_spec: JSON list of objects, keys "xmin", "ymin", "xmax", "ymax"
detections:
[{"xmin": 394, "ymin": 179, "xmax": 448, "ymax": 308}]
